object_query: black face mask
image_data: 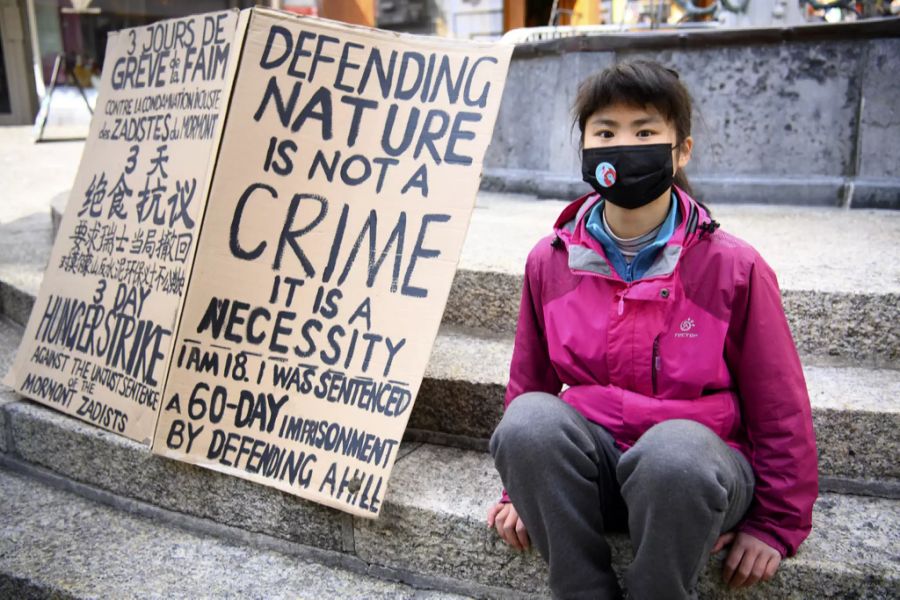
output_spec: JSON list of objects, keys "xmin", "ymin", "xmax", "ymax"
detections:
[{"xmin": 582, "ymin": 143, "xmax": 676, "ymax": 210}]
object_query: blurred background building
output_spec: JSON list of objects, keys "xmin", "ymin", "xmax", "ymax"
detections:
[{"xmin": 0, "ymin": 0, "xmax": 896, "ymax": 130}]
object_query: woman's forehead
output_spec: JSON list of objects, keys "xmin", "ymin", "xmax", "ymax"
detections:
[{"xmin": 588, "ymin": 103, "xmax": 665, "ymax": 125}]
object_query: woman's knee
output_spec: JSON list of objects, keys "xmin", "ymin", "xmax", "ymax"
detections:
[
  {"xmin": 616, "ymin": 419, "xmax": 727, "ymax": 499},
  {"xmin": 489, "ymin": 392, "xmax": 575, "ymax": 458}
]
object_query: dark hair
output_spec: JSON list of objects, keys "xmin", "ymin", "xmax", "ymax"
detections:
[{"xmin": 572, "ymin": 59, "xmax": 694, "ymax": 197}]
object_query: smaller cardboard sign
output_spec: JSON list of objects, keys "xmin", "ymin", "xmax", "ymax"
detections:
[{"xmin": 3, "ymin": 11, "xmax": 242, "ymax": 443}]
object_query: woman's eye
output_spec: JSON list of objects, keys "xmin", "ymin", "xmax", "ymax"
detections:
[
  {"xmin": 637, "ymin": 130, "xmax": 655, "ymax": 137},
  {"xmin": 594, "ymin": 130, "xmax": 613, "ymax": 138}
]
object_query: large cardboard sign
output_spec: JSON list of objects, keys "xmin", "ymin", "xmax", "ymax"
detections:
[
  {"xmin": 4, "ymin": 7, "xmax": 511, "ymax": 516},
  {"xmin": 151, "ymin": 9, "xmax": 511, "ymax": 517},
  {"xmin": 3, "ymin": 11, "xmax": 242, "ymax": 443}
]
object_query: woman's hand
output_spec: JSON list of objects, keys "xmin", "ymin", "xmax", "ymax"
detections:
[
  {"xmin": 711, "ymin": 531, "xmax": 782, "ymax": 588},
  {"xmin": 487, "ymin": 501, "xmax": 531, "ymax": 551}
]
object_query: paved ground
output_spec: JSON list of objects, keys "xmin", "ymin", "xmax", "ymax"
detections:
[
  {"xmin": 0, "ymin": 126, "xmax": 83, "ymax": 224},
  {"xmin": 465, "ymin": 192, "xmax": 900, "ymax": 295},
  {"xmin": 0, "ymin": 468, "xmax": 471, "ymax": 599}
]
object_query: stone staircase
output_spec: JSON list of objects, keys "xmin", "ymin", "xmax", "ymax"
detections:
[{"xmin": 1, "ymin": 192, "xmax": 898, "ymax": 598}]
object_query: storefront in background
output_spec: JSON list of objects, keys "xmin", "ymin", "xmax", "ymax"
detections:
[
  {"xmin": 1, "ymin": 0, "xmax": 265, "ymax": 130},
  {"xmin": 0, "ymin": 0, "xmax": 39, "ymax": 125}
]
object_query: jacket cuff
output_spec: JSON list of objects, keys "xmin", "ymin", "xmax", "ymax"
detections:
[{"xmin": 736, "ymin": 523, "xmax": 789, "ymax": 559}]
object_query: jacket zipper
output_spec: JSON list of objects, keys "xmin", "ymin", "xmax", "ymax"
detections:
[
  {"xmin": 616, "ymin": 281, "xmax": 634, "ymax": 316},
  {"xmin": 651, "ymin": 335, "xmax": 660, "ymax": 396}
]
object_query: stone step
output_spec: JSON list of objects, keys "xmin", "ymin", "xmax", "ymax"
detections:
[
  {"xmin": 0, "ymin": 210, "xmax": 54, "ymax": 328},
  {"xmin": 0, "ymin": 468, "xmax": 472, "ymax": 600},
  {"xmin": 0, "ymin": 315, "xmax": 20, "ymax": 397},
  {"xmin": 1, "ymin": 301, "xmax": 897, "ymax": 595},
  {"xmin": 446, "ymin": 193, "xmax": 900, "ymax": 366},
  {"xmin": 1, "ymin": 305, "xmax": 897, "ymax": 492},
  {"xmin": 411, "ymin": 325, "xmax": 900, "ymax": 488},
  {"xmin": 362, "ymin": 444, "xmax": 900, "ymax": 598},
  {"xmin": 6, "ymin": 192, "xmax": 900, "ymax": 366},
  {"xmin": 1, "ymin": 402, "xmax": 897, "ymax": 598}
]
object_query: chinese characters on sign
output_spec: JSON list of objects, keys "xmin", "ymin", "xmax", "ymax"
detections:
[{"xmin": 4, "ymin": 11, "xmax": 240, "ymax": 442}]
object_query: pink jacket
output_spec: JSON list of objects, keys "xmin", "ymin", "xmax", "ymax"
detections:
[{"xmin": 499, "ymin": 186, "xmax": 818, "ymax": 558}]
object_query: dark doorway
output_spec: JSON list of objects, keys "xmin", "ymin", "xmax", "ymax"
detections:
[{"xmin": 0, "ymin": 27, "xmax": 11, "ymax": 114}]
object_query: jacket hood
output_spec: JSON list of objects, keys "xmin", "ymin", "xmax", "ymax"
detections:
[{"xmin": 552, "ymin": 184, "xmax": 717, "ymax": 281}]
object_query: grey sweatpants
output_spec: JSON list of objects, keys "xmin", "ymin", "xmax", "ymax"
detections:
[{"xmin": 489, "ymin": 392, "xmax": 755, "ymax": 600}]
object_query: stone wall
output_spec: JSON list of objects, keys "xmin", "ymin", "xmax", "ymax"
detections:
[{"xmin": 482, "ymin": 17, "xmax": 900, "ymax": 208}]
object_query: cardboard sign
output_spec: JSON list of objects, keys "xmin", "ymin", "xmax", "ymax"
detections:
[
  {"xmin": 4, "ymin": 6, "xmax": 511, "ymax": 516},
  {"xmin": 151, "ymin": 8, "xmax": 511, "ymax": 517},
  {"xmin": 3, "ymin": 11, "xmax": 242, "ymax": 444}
]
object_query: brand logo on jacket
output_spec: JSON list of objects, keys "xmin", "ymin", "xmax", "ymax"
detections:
[{"xmin": 675, "ymin": 317, "xmax": 698, "ymax": 339}]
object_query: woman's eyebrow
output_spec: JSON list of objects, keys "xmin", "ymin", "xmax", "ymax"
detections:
[
  {"xmin": 588, "ymin": 116, "xmax": 662, "ymax": 127},
  {"xmin": 630, "ymin": 116, "xmax": 662, "ymax": 126},
  {"xmin": 589, "ymin": 117, "xmax": 619, "ymax": 127}
]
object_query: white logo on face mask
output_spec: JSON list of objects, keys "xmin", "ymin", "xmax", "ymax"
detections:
[{"xmin": 675, "ymin": 317, "xmax": 698, "ymax": 339}]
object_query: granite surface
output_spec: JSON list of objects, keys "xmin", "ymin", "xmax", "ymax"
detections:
[
  {"xmin": 445, "ymin": 193, "xmax": 900, "ymax": 364},
  {"xmin": 413, "ymin": 326, "xmax": 510, "ymax": 439},
  {"xmin": 0, "ymin": 316, "xmax": 20, "ymax": 393},
  {"xmin": 354, "ymin": 444, "xmax": 551, "ymax": 596},
  {"xmin": 858, "ymin": 39, "xmax": 900, "ymax": 209},
  {"xmin": 2, "ymin": 315, "xmax": 897, "ymax": 487},
  {"xmin": 358, "ymin": 443, "xmax": 900, "ymax": 598},
  {"xmin": 0, "ymin": 318, "xmax": 23, "ymax": 453},
  {"xmin": 444, "ymin": 273, "xmax": 900, "ymax": 366},
  {"xmin": 0, "ymin": 398, "xmax": 898, "ymax": 598},
  {"xmin": 0, "ymin": 280, "xmax": 36, "ymax": 328},
  {"xmin": 0, "ymin": 392, "xmax": 9, "ymax": 455},
  {"xmin": 414, "ymin": 325, "xmax": 900, "ymax": 481},
  {"xmin": 780, "ymin": 290, "xmax": 900, "ymax": 366},
  {"xmin": 0, "ymin": 127, "xmax": 82, "ymax": 226},
  {"xmin": 813, "ymin": 407, "xmax": 900, "ymax": 480},
  {"xmin": 0, "ymin": 468, "xmax": 471, "ymax": 600},
  {"xmin": 806, "ymin": 365, "xmax": 900, "ymax": 479},
  {"xmin": 4, "ymin": 401, "xmax": 347, "ymax": 553},
  {"xmin": 482, "ymin": 37, "xmax": 900, "ymax": 207},
  {"xmin": 460, "ymin": 193, "xmax": 900, "ymax": 296},
  {"xmin": 0, "ymin": 212, "xmax": 53, "ymax": 306},
  {"xmin": 1, "ymin": 141, "xmax": 898, "ymax": 598}
]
